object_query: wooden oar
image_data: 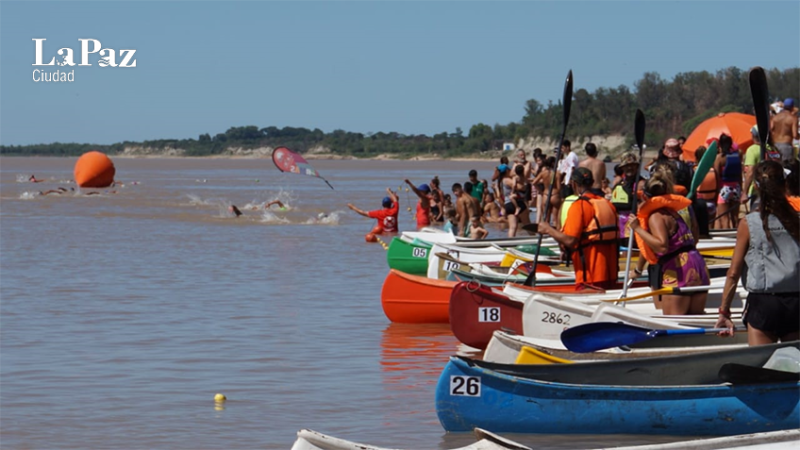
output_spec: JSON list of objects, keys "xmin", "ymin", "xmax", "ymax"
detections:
[
  {"xmin": 561, "ymin": 322, "xmax": 745, "ymax": 353},
  {"xmin": 602, "ymin": 285, "xmax": 716, "ymax": 303},
  {"xmin": 525, "ymin": 70, "xmax": 573, "ymax": 287},
  {"xmin": 620, "ymin": 110, "xmax": 646, "ymax": 299},
  {"xmin": 749, "ymin": 67, "xmax": 771, "ymax": 161}
]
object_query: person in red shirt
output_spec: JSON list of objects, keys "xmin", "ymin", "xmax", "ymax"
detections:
[
  {"xmin": 347, "ymin": 188, "xmax": 400, "ymax": 234},
  {"xmin": 538, "ymin": 167, "xmax": 620, "ymax": 288}
]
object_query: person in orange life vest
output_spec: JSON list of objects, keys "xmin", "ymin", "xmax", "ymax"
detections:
[
  {"xmin": 538, "ymin": 167, "xmax": 620, "ymax": 289},
  {"xmin": 347, "ymin": 188, "xmax": 399, "ymax": 234},
  {"xmin": 404, "ymin": 179, "xmax": 432, "ymax": 229},
  {"xmin": 628, "ymin": 166, "xmax": 710, "ymax": 315}
]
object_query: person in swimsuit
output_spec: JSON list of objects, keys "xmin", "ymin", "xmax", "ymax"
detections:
[
  {"xmin": 429, "ymin": 176, "xmax": 445, "ymax": 223},
  {"xmin": 716, "ymin": 160, "xmax": 799, "ymax": 345},
  {"xmin": 404, "ymin": 179, "xmax": 432, "ymax": 229},
  {"xmin": 628, "ymin": 167, "xmax": 710, "ymax": 315},
  {"xmin": 713, "ymin": 134, "xmax": 742, "ymax": 229}
]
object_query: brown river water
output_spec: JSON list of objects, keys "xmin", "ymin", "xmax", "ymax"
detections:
[{"xmin": 1, "ymin": 157, "xmax": 689, "ymax": 449}]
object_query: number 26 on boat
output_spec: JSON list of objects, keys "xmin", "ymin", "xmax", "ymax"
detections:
[{"xmin": 449, "ymin": 376, "xmax": 511, "ymax": 407}]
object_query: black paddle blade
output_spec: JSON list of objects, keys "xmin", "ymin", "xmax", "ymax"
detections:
[
  {"xmin": 749, "ymin": 67, "xmax": 770, "ymax": 159},
  {"xmin": 561, "ymin": 322, "xmax": 654, "ymax": 353},
  {"xmin": 634, "ymin": 109, "xmax": 645, "ymax": 151},
  {"xmin": 719, "ymin": 363, "xmax": 800, "ymax": 384},
  {"xmin": 562, "ymin": 70, "xmax": 574, "ymax": 130}
]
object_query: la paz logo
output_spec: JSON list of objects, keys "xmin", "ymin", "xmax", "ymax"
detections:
[{"xmin": 32, "ymin": 38, "xmax": 137, "ymax": 82}]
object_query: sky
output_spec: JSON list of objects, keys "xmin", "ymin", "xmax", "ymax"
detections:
[{"xmin": 1, "ymin": 1, "xmax": 799, "ymax": 146}]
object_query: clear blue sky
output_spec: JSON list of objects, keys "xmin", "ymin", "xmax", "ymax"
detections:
[{"xmin": 1, "ymin": 1, "xmax": 798, "ymax": 146}]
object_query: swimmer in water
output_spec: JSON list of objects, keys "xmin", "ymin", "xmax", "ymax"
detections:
[
  {"xmin": 39, "ymin": 187, "xmax": 68, "ymax": 196},
  {"xmin": 229, "ymin": 205, "xmax": 243, "ymax": 217},
  {"xmin": 29, "ymin": 175, "xmax": 44, "ymax": 183},
  {"xmin": 265, "ymin": 200, "xmax": 286, "ymax": 210}
]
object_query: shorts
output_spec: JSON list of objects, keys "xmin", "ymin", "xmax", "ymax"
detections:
[
  {"xmin": 504, "ymin": 199, "xmax": 526, "ymax": 216},
  {"xmin": 717, "ymin": 182, "xmax": 741, "ymax": 204},
  {"xmin": 775, "ymin": 142, "xmax": 796, "ymax": 163},
  {"xmin": 743, "ymin": 292, "xmax": 800, "ymax": 337}
]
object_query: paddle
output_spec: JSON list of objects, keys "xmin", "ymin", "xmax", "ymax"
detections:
[
  {"xmin": 602, "ymin": 284, "xmax": 715, "ymax": 303},
  {"xmin": 525, "ymin": 69, "xmax": 573, "ymax": 287},
  {"xmin": 561, "ymin": 322, "xmax": 745, "ymax": 353},
  {"xmin": 749, "ymin": 67, "xmax": 771, "ymax": 161},
  {"xmin": 687, "ymin": 140, "xmax": 719, "ymax": 200},
  {"xmin": 620, "ymin": 110, "xmax": 646, "ymax": 299},
  {"xmin": 718, "ymin": 363, "xmax": 800, "ymax": 384}
]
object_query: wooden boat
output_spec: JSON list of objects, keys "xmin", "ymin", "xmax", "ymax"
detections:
[
  {"xmin": 482, "ymin": 330, "xmax": 747, "ymax": 364},
  {"xmin": 436, "ymin": 342, "xmax": 800, "ymax": 434},
  {"xmin": 601, "ymin": 429, "xmax": 800, "ymax": 450},
  {"xmin": 381, "ymin": 269, "xmax": 455, "ymax": 323},
  {"xmin": 292, "ymin": 427, "xmax": 530, "ymax": 450}
]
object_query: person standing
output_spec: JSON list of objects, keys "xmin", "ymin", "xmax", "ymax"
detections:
[
  {"xmin": 347, "ymin": 188, "xmax": 399, "ymax": 235},
  {"xmin": 538, "ymin": 168, "xmax": 619, "ymax": 288},
  {"xmin": 714, "ymin": 134, "xmax": 742, "ymax": 229},
  {"xmin": 429, "ymin": 177, "xmax": 445, "ymax": 223},
  {"xmin": 467, "ymin": 170, "xmax": 488, "ymax": 207},
  {"xmin": 611, "ymin": 152, "xmax": 645, "ymax": 243},
  {"xmin": 628, "ymin": 168, "xmax": 710, "ymax": 315},
  {"xmin": 658, "ymin": 138, "xmax": 693, "ymax": 194},
  {"xmin": 771, "ymin": 98, "xmax": 799, "ymax": 163},
  {"xmin": 452, "ymin": 183, "xmax": 477, "ymax": 237},
  {"xmin": 578, "ymin": 142, "xmax": 606, "ymax": 191},
  {"xmin": 556, "ymin": 140, "xmax": 579, "ymax": 198},
  {"xmin": 463, "ymin": 182, "xmax": 483, "ymax": 222},
  {"xmin": 716, "ymin": 161, "xmax": 799, "ymax": 345},
  {"xmin": 404, "ymin": 179, "xmax": 432, "ymax": 229}
]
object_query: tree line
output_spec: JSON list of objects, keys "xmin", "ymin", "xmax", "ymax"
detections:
[{"xmin": 3, "ymin": 67, "xmax": 798, "ymax": 157}]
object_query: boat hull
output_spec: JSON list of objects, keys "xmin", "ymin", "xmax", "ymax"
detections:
[
  {"xmin": 380, "ymin": 269, "xmax": 454, "ymax": 323},
  {"xmin": 449, "ymin": 282, "xmax": 524, "ymax": 349},
  {"xmin": 386, "ymin": 237, "xmax": 431, "ymax": 275},
  {"xmin": 436, "ymin": 343, "xmax": 800, "ymax": 435}
]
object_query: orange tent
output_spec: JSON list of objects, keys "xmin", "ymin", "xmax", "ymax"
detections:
[
  {"xmin": 682, "ymin": 112, "xmax": 756, "ymax": 162},
  {"xmin": 74, "ymin": 151, "xmax": 115, "ymax": 188}
]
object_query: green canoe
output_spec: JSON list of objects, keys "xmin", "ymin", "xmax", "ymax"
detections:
[{"xmin": 386, "ymin": 237, "xmax": 433, "ymax": 275}]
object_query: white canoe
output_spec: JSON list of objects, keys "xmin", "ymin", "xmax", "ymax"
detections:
[
  {"xmin": 598, "ymin": 429, "xmax": 800, "ymax": 450},
  {"xmin": 482, "ymin": 330, "xmax": 747, "ymax": 364},
  {"xmin": 291, "ymin": 428, "xmax": 530, "ymax": 450}
]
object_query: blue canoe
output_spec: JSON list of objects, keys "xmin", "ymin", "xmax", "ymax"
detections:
[{"xmin": 436, "ymin": 341, "xmax": 800, "ymax": 435}]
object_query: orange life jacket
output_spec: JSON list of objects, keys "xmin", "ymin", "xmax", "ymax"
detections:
[
  {"xmin": 576, "ymin": 195, "xmax": 619, "ymax": 249},
  {"xmin": 696, "ymin": 168, "xmax": 717, "ymax": 201},
  {"xmin": 635, "ymin": 194, "xmax": 693, "ymax": 264},
  {"xmin": 788, "ymin": 196, "xmax": 800, "ymax": 212}
]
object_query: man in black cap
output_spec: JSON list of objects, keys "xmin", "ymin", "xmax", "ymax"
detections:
[{"xmin": 538, "ymin": 167, "xmax": 620, "ymax": 288}]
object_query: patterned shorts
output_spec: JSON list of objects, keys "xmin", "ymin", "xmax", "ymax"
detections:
[{"xmin": 717, "ymin": 182, "xmax": 741, "ymax": 205}]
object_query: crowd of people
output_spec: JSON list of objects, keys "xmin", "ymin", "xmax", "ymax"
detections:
[{"xmin": 349, "ymin": 99, "xmax": 799, "ymax": 345}]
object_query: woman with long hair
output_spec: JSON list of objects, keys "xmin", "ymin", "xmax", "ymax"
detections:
[
  {"xmin": 716, "ymin": 161, "xmax": 800, "ymax": 345},
  {"xmin": 627, "ymin": 166, "xmax": 710, "ymax": 315}
]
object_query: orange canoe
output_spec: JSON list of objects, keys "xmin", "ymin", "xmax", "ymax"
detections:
[{"xmin": 380, "ymin": 269, "xmax": 455, "ymax": 323}]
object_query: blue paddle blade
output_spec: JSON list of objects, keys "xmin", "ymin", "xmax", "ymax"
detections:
[{"xmin": 561, "ymin": 322, "xmax": 654, "ymax": 353}]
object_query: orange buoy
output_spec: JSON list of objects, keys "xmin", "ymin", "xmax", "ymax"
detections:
[
  {"xmin": 365, "ymin": 233, "xmax": 378, "ymax": 243},
  {"xmin": 74, "ymin": 151, "xmax": 115, "ymax": 188}
]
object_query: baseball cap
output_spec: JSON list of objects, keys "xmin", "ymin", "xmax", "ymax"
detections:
[
  {"xmin": 418, "ymin": 183, "xmax": 430, "ymax": 193},
  {"xmin": 751, "ymin": 125, "xmax": 759, "ymax": 137},
  {"xmin": 784, "ymin": 98, "xmax": 795, "ymax": 109},
  {"xmin": 382, "ymin": 196, "xmax": 393, "ymax": 208},
  {"xmin": 570, "ymin": 167, "xmax": 594, "ymax": 186}
]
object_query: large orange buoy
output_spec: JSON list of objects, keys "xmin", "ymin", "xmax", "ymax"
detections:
[{"xmin": 74, "ymin": 151, "xmax": 115, "ymax": 188}]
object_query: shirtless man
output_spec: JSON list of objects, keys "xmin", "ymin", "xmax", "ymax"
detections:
[
  {"xmin": 452, "ymin": 183, "xmax": 478, "ymax": 237},
  {"xmin": 463, "ymin": 182, "xmax": 483, "ymax": 220},
  {"xmin": 771, "ymin": 98, "xmax": 799, "ymax": 163},
  {"xmin": 578, "ymin": 142, "xmax": 606, "ymax": 191}
]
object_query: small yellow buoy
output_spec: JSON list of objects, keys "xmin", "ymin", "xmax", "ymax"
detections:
[{"xmin": 214, "ymin": 393, "xmax": 226, "ymax": 402}]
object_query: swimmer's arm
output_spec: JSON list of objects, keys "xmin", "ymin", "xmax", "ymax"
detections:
[{"xmin": 347, "ymin": 203, "xmax": 370, "ymax": 218}]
